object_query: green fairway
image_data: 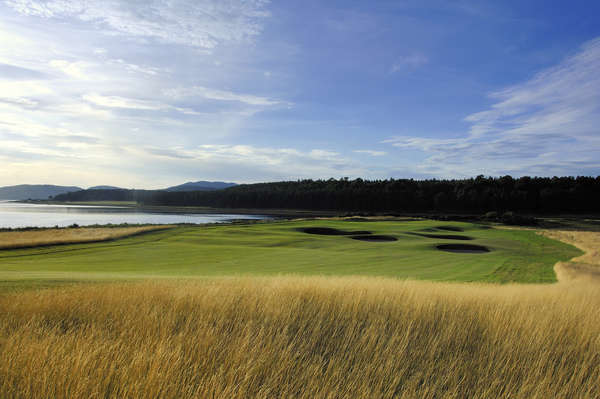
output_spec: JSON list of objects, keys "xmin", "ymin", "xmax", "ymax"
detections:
[{"xmin": 0, "ymin": 219, "xmax": 581, "ymax": 289}]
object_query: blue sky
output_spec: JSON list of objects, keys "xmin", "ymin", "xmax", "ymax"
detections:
[{"xmin": 1, "ymin": 0, "xmax": 599, "ymax": 188}]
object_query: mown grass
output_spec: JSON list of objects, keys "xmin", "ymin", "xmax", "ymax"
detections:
[
  {"xmin": 0, "ymin": 220, "xmax": 581, "ymax": 289},
  {"xmin": 1, "ymin": 277, "xmax": 598, "ymax": 398}
]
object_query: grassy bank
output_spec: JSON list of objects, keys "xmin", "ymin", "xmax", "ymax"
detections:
[
  {"xmin": 0, "ymin": 220, "xmax": 581, "ymax": 288},
  {"xmin": 1, "ymin": 277, "xmax": 598, "ymax": 398}
]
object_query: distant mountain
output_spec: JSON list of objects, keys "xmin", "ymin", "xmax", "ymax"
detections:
[
  {"xmin": 165, "ymin": 181, "xmax": 237, "ymax": 192},
  {"xmin": 0, "ymin": 184, "xmax": 82, "ymax": 200},
  {"xmin": 88, "ymin": 185, "xmax": 125, "ymax": 190}
]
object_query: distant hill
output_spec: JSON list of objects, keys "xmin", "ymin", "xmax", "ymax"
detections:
[
  {"xmin": 0, "ymin": 184, "xmax": 82, "ymax": 200},
  {"xmin": 53, "ymin": 188, "xmax": 151, "ymax": 203},
  {"xmin": 88, "ymin": 185, "xmax": 125, "ymax": 190},
  {"xmin": 51, "ymin": 181, "xmax": 238, "ymax": 203},
  {"xmin": 165, "ymin": 181, "xmax": 237, "ymax": 192}
]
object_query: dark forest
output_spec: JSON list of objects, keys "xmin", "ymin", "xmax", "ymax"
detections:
[{"xmin": 52, "ymin": 176, "xmax": 600, "ymax": 215}]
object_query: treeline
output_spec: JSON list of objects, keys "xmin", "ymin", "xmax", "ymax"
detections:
[
  {"xmin": 54, "ymin": 176, "xmax": 600, "ymax": 213},
  {"xmin": 53, "ymin": 176, "xmax": 600, "ymax": 214},
  {"xmin": 143, "ymin": 176, "xmax": 600, "ymax": 213}
]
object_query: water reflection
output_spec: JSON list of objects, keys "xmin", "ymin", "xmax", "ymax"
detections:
[{"xmin": 0, "ymin": 201, "xmax": 268, "ymax": 228}]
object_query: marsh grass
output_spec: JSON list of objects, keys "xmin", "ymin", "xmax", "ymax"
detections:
[
  {"xmin": 1, "ymin": 276, "xmax": 599, "ymax": 398},
  {"xmin": 0, "ymin": 226, "xmax": 173, "ymax": 250}
]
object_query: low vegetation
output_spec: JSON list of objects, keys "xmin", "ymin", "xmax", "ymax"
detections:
[
  {"xmin": 0, "ymin": 225, "xmax": 173, "ymax": 250},
  {"xmin": 1, "ymin": 276, "xmax": 598, "ymax": 398}
]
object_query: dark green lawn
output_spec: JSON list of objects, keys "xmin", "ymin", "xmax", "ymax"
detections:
[{"xmin": 0, "ymin": 219, "xmax": 581, "ymax": 290}]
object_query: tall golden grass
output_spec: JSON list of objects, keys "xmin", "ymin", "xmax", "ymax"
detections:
[
  {"xmin": 0, "ymin": 226, "xmax": 172, "ymax": 250},
  {"xmin": 1, "ymin": 276, "xmax": 599, "ymax": 398}
]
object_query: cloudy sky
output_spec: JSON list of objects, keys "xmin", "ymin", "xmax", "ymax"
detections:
[{"xmin": 1, "ymin": 0, "xmax": 599, "ymax": 188}]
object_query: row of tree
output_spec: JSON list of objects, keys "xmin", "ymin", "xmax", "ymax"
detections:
[{"xmin": 53, "ymin": 176, "xmax": 600, "ymax": 214}]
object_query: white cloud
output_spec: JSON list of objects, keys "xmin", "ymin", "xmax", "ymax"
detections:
[
  {"xmin": 0, "ymin": 0, "xmax": 318, "ymax": 187},
  {"xmin": 0, "ymin": 0, "xmax": 403, "ymax": 186},
  {"xmin": 309, "ymin": 149, "xmax": 339, "ymax": 160},
  {"xmin": 5, "ymin": 0, "xmax": 270, "ymax": 48},
  {"xmin": 0, "ymin": 80, "xmax": 52, "ymax": 97},
  {"xmin": 164, "ymin": 86, "xmax": 282, "ymax": 106},
  {"xmin": 81, "ymin": 94, "xmax": 208, "ymax": 116},
  {"xmin": 108, "ymin": 59, "xmax": 161, "ymax": 76},
  {"xmin": 82, "ymin": 93, "xmax": 163, "ymax": 110},
  {"xmin": 0, "ymin": 96, "xmax": 38, "ymax": 107},
  {"xmin": 385, "ymin": 38, "xmax": 600, "ymax": 177},
  {"xmin": 0, "ymin": 1, "xmax": 283, "ymax": 154},
  {"xmin": 354, "ymin": 150, "xmax": 386, "ymax": 156},
  {"xmin": 49, "ymin": 59, "xmax": 90, "ymax": 79}
]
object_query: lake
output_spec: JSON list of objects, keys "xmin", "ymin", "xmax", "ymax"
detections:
[{"xmin": 0, "ymin": 202, "xmax": 269, "ymax": 228}]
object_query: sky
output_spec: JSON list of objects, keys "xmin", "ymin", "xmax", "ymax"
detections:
[{"xmin": 1, "ymin": 0, "xmax": 599, "ymax": 188}]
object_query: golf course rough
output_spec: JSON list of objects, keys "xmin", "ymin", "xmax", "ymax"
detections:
[{"xmin": 0, "ymin": 219, "xmax": 583, "ymax": 289}]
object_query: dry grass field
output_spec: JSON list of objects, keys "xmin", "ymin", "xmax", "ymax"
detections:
[
  {"xmin": 1, "ymin": 276, "xmax": 599, "ymax": 399},
  {"xmin": 0, "ymin": 226, "xmax": 173, "ymax": 250}
]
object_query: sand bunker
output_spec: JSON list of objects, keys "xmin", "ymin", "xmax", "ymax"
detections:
[
  {"xmin": 298, "ymin": 227, "xmax": 372, "ymax": 236},
  {"xmin": 435, "ymin": 226, "xmax": 464, "ymax": 232},
  {"xmin": 351, "ymin": 235, "xmax": 398, "ymax": 242},
  {"xmin": 408, "ymin": 232, "xmax": 474, "ymax": 241},
  {"xmin": 437, "ymin": 244, "xmax": 490, "ymax": 253},
  {"xmin": 344, "ymin": 217, "xmax": 370, "ymax": 222}
]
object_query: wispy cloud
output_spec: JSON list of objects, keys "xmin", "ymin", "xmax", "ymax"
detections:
[
  {"xmin": 83, "ymin": 94, "xmax": 164, "ymax": 111},
  {"xmin": 164, "ymin": 86, "xmax": 282, "ymax": 106},
  {"xmin": 390, "ymin": 54, "xmax": 428, "ymax": 73},
  {"xmin": 385, "ymin": 38, "xmax": 600, "ymax": 177},
  {"xmin": 5, "ymin": 0, "xmax": 270, "ymax": 48},
  {"xmin": 354, "ymin": 150, "xmax": 387, "ymax": 157},
  {"xmin": 136, "ymin": 144, "xmax": 370, "ymax": 184},
  {"xmin": 3, "ymin": 1, "xmax": 596, "ymax": 187},
  {"xmin": 0, "ymin": 3, "xmax": 349, "ymax": 187},
  {"xmin": 48, "ymin": 59, "xmax": 90, "ymax": 79},
  {"xmin": 0, "ymin": 0, "xmax": 293, "ymax": 186},
  {"xmin": 0, "ymin": 62, "xmax": 47, "ymax": 79}
]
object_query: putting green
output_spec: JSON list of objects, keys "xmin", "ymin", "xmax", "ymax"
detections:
[{"xmin": 0, "ymin": 219, "xmax": 582, "ymax": 289}]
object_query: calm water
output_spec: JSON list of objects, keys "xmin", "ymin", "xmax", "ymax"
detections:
[{"xmin": 0, "ymin": 202, "xmax": 269, "ymax": 228}]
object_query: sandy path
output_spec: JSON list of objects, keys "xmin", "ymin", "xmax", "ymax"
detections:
[{"xmin": 542, "ymin": 230, "xmax": 600, "ymax": 283}]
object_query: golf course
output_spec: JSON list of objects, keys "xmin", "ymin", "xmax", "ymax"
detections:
[
  {"xmin": 0, "ymin": 219, "xmax": 581, "ymax": 290},
  {"xmin": 1, "ymin": 219, "xmax": 599, "ymax": 398}
]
